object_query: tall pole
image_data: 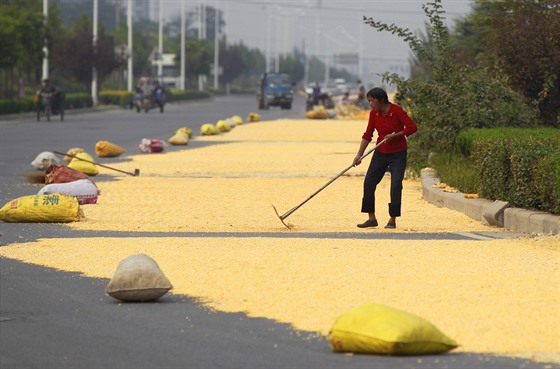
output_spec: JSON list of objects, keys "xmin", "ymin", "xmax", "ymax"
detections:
[
  {"xmin": 198, "ymin": 1, "xmax": 205, "ymax": 91},
  {"xmin": 92, "ymin": 0, "xmax": 98, "ymax": 106},
  {"xmin": 265, "ymin": 6, "xmax": 271, "ymax": 73},
  {"xmin": 180, "ymin": 0, "xmax": 185, "ymax": 90},
  {"xmin": 127, "ymin": 0, "xmax": 133, "ymax": 91},
  {"xmin": 358, "ymin": 21, "xmax": 364, "ymax": 79},
  {"xmin": 42, "ymin": 0, "xmax": 48, "ymax": 80},
  {"xmin": 213, "ymin": 3, "xmax": 219, "ymax": 89},
  {"xmin": 274, "ymin": 16, "xmax": 279, "ymax": 73},
  {"xmin": 157, "ymin": 0, "xmax": 163, "ymax": 79}
]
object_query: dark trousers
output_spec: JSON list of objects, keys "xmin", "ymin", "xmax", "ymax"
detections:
[{"xmin": 361, "ymin": 150, "xmax": 407, "ymax": 217}]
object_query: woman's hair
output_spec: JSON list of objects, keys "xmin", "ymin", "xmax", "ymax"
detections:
[{"xmin": 367, "ymin": 88, "xmax": 389, "ymax": 103}]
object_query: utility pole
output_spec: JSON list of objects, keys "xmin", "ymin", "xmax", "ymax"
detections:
[
  {"xmin": 127, "ymin": 0, "xmax": 133, "ymax": 91},
  {"xmin": 213, "ymin": 3, "xmax": 219, "ymax": 90},
  {"xmin": 42, "ymin": 0, "xmax": 48, "ymax": 80},
  {"xmin": 157, "ymin": 0, "xmax": 163, "ymax": 80},
  {"xmin": 198, "ymin": 1, "xmax": 206, "ymax": 91},
  {"xmin": 92, "ymin": 0, "xmax": 98, "ymax": 106},
  {"xmin": 180, "ymin": 0, "xmax": 185, "ymax": 90}
]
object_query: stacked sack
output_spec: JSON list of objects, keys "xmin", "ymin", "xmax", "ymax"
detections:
[{"xmin": 39, "ymin": 164, "xmax": 100, "ymax": 205}]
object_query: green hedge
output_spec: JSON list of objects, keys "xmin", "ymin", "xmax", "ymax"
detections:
[
  {"xmin": 0, "ymin": 93, "xmax": 92, "ymax": 114},
  {"xmin": 456, "ymin": 127, "xmax": 559, "ymax": 156},
  {"xmin": 1, "ymin": 89, "xmax": 210, "ymax": 115},
  {"xmin": 467, "ymin": 128, "xmax": 560, "ymax": 214},
  {"xmin": 63, "ymin": 93, "xmax": 92, "ymax": 109},
  {"xmin": 98, "ymin": 90, "xmax": 132, "ymax": 106},
  {"xmin": 0, "ymin": 96, "xmax": 37, "ymax": 114}
]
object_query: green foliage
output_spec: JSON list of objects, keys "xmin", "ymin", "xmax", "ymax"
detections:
[
  {"xmin": 456, "ymin": 127, "xmax": 560, "ymax": 156},
  {"xmin": 63, "ymin": 93, "xmax": 92, "ymax": 109},
  {"xmin": 364, "ymin": 0, "xmax": 538, "ymax": 153},
  {"xmin": 0, "ymin": 92, "xmax": 91, "ymax": 114},
  {"xmin": 99, "ymin": 90, "xmax": 133, "ymax": 106},
  {"xmin": 430, "ymin": 152, "xmax": 480, "ymax": 194},
  {"xmin": 51, "ymin": 15, "xmax": 118, "ymax": 91},
  {"xmin": 453, "ymin": 0, "xmax": 560, "ymax": 127},
  {"xmin": 472, "ymin": 136, "xmax": 560, "ymax": 214},
  {"xmin": 0, "ymin": 97, "xmax": 36, "ymax": 114}
]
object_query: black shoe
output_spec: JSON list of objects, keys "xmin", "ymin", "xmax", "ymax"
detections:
[
  {"xmin": 357, "ymin": 219, "xmax": 378, "ymax": 228},
  {"xmin": 384, "ymin": 222, "xmax": 396, "ymax": 229}
]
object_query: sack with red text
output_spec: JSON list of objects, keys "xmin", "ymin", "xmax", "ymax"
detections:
[
  {"xmin": 0, "ymin": 194, "xmax": 83, "ymax": 223},
  {"xmin": 38, "ymin": 179, "xmax": 100, "ymax": 205}
]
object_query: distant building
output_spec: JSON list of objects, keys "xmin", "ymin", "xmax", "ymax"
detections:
[{"xmin": 151, "ymin": 52, "xmax": 180, "ymax": 88}]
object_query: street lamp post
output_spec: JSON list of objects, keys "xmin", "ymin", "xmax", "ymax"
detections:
[
  {"xmin": 180, "ymin": 0, "xmax": 185, "ymax": 90},
  {"xmin": 158, "ymin": 0, "xmax": 163, "ymax": 80},
  {"xmin": 127, "ymin": 0, "xmax": 133, "ymax": 91},
  {"xmin": 92, "ymin": 0, "xmax": 98, "ymax": 106},
  {"xmin": 42, "ymin": 0, "xmax": 49, "ymax": 80}
]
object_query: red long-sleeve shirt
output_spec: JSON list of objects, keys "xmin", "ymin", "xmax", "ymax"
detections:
[{"xmin": 362, "ymin": 104, "xmax": 418, "ymax": 154}]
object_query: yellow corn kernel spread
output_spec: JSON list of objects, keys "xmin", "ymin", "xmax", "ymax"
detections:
[{"xmin": 1, "ymin": 119, "xmax": 558, "ymax": 364}]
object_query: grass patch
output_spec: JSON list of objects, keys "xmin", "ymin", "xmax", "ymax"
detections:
[{"xmin": 430, "ymin": 152, "xmax": 480, "ymax": 194}]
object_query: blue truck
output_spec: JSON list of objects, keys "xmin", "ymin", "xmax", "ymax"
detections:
[{"xmin": 257, "ymin": 73, "xmax": 294, "ymax": 110}]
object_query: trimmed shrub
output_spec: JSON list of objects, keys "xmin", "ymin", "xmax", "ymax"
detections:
[
  {"xmin": 98, "ymin": 90, "xmax": 133, "ymax": 106},
  {"xmin": 456, "ymin": 127, "xmax": 560, "ymax": 156},
  {"xmin": 472, "ymin": 136, "xmax": 560, "ymax": 214},
  {"xmin": 63, "ymin": 93, "xmax": 92, "ymax": 109}
]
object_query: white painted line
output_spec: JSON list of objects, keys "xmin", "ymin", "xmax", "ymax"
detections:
[{"xmin": 455, "ymin": 232, "xmax": 495, "ymax": 241}]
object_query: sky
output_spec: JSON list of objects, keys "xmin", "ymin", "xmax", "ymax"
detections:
[{"xmin": 161, "ymin": 0, "xmax": 475, "ymax": 86}]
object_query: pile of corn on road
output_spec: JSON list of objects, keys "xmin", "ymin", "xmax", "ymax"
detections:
[{"xmin": 0, "ymin": 117, "xmax": 558, "ymax": 364}]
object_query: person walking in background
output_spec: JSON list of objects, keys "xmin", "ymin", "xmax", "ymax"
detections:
[
  {"xmin": 353, "ymin": 87, "xmax": 418, "ymax": 229},
  {"xmin": 355, "ymin": 79, "xmax": 367, "ymax": 108},
  {"xmin": 312, "ymin": 81, "xmax": 321, "ymax": 107},
  {"xmin": 341, "ymin": 92, "xmax": 350, "ymax": 106}
]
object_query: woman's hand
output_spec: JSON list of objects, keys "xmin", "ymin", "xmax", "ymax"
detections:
[
  {"xmin": 385, "ymin": 132, "xmax": 401, "ymax": 142},
  {"xmin": 353, "ymin": 155, "xmax": 362, "ymax": 167}
]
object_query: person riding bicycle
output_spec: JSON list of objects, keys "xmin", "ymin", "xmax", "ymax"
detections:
[{"xmin": 37, "ymin": 78, "xmax": 57, "ymax": 96}]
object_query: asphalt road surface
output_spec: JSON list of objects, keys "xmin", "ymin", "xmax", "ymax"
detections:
[{"xmin": 1, "ymin": 95, "xmax": 557, "ymax": 369}]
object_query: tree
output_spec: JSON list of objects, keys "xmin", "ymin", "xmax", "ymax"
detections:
[
  {"xmin": 491, "ymin": 1, "xmax": 560, "ymax": 127},
  {"xmin": 51, "ymin": 15, "xmax": 118, "ymax": 92},
  {"xmin": 219, "ymin": 42, "xmax": 245, "ymax": 88},
  {"xmin": 452, "ymin": 0, "xmax": 560, "ymax": 127},
  {"xmin": 363, "ymin": 0, "xmax": 537, "ymax": 153},
  {"xmin": 180, "ymin": 39, "xmax": 211, "ymax": 89},
  {"xmin": 279, "ymin": 49, "xmax": 305, "ymax": 83},
  {"xmin": 0, "ymin": 0, "xmax": 63, "ymax": 98}
]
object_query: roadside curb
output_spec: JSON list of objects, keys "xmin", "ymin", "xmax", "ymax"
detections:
[{"xmin": 420, "ymin": 169, "xmax": 560, "ymax": 236}]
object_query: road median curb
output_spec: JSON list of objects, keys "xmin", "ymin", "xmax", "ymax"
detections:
[{"xmin": 420, "ymin": 169, "xmax": 559, "ymax": 236}]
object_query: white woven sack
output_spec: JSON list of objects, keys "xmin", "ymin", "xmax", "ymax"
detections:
[
  {"xmin": 31, "ymin": 151, "xmax": 60, "ymax": 170},
  {"xmin": 38, "ymin": 179, "xmax": 100, "ymax": 205}
]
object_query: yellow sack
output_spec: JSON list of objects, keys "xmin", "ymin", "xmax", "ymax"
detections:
[
  {"xmin": 168, "ymin": 131, "xmax": 189, "ymax": 145},
  {"xmin": 68, "ymin": 152, "xmax": 99, "ymax": 176},
  {"xmin": 201, "ymin": 123, "xmax": 217, "ymax": 136},
  {"xmin": 231, "ymin": 115, "xmax": 243, "ymax": 125},
  {"xmin": 64, "ymin": 147, "xmax": 85, "ymax": 163},
  {"xmin": 247, "ymin": 112, "xmax": 261, "ymax": 122},
  {"xmin": 95, "ymin": 140, "xmax": 126, "ymax": 158},
  {"xmin": 175, "ymin": 127, "xmax": 193, "ymax": 138},
  {"xmin": 215, "ymin": 119, "xmax": 231, "ymax": 132},
  {"xmin": 328, "ymin": 302, "xmax": 459, "ymax": 355},
  {"xmin": 0, "ymin": 193, "xmax": 82, "ymax": 223}
]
